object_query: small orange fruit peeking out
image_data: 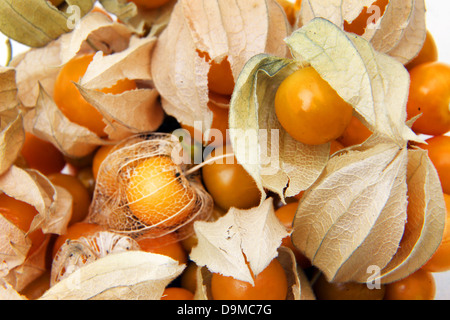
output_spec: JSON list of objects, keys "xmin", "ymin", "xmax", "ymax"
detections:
[
  {"xmin": 197, "ymin": 50, "xmax": 235, "ymax": 96},
  {"xmin": 0, "ymin": 193, "xmax": 46, "ymax": 258},
  {"xmin": 53, "ymin": 53, "xmax": 137, "ymax": 137},
  {"xmin": 127, "ymin": 0, "xmax": 171, "ymax": 10},
  {"xmin": 126, "ymin": 156, "xmax": 196, "ymax": 228},
  {"xmin": 274, "ymin": 67, "xmax": 353, "ymax": 145},
  {"xmin": 210, "ymin": 258, "xmax": 288, "ymax": 300}
]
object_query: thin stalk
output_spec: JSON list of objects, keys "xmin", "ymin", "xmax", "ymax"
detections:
[{"xmin": 184, "ymin": 153, "xmax": 235, "ymax": 176}]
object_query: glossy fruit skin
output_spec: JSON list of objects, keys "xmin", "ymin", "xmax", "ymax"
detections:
[
  {"xmin": 276, "ymin": 0, "xmax": 296, "ymax": 25},
  {"xmin": 0, "ymin": 193, "xmax": 46, "ymax": 257},
  {"xmin": 275, "ymin": 202, "xmax": 311, "ymax": 269},
  {"xmin": 201, "ymin": 145, "xmax": 261, "ymax": 212},
  {"xmin": 53, "ymin": 54, "xmax": 137, "ymax": 137},
  {"xmin": 418, "ymin": 136, "xmax": 450, "ymax": 195},
  {"xmin": 92, "ymin": 144, "xmax": 116, "ymax": 180},
  {"xmin": 137, "ymin": 233, "xmax": 188, "ymax": 264},
  {"xmin": 312, "ymin": 272, "xmax": 386, "ymax": 300},
  {"xmin": 197, "ymin": 51, "xmax": 235, "ymax": 96},
  {"xmin": 126, "ymin": 156, "xmax": 195, "ymax": 228},
  {"xmin": 421, "ymin": 194, "xmax": 450, "ymax": 273},
  {"xmin": 128, "ymin": 0, "xmax": 171, "ymax": 10},
  {"xmin": 336, "ymin": 116, "xmax": 372, "ymax": 147},
  {"xmin": 384, "ymin": 269, "xmax": 436, "ymax": 300},
  {"xmin": 210, "ymin": 259, "xmax": 288, "ymax": 300},
  {"xmin": 48, "ymin": 173, "xmax": 91, "ymax": 225},
  {"xmin": 406, "ymin": 30, "xmax": 438, "ymax": 71},
  {"xmin": 406, "ymin": 62, "xmax": 450, "ymax": 136},
  {"xmin": 161, "ymin": 287, "xmax": 194, "ymax": 300},
  {"xmin": 21, "ymin": 132, "xmax": 66, "ymax": 175},
  {"xmin": 274, "ymin": 67, "xmax": 353, "ymax": 145},
  {"xmin": 343, "ymin": 0, "xmax": 389, "ymax": 36},
  {"xmin": 52, "ymin": 222, "xmax": 106, "ymax": 258}
]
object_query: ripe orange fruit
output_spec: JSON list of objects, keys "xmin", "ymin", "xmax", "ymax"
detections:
[
  {"xmin": 337, "ymin": 116, "xmax": 373, "ymax": 147},
  {"xmin": 384, "ymin": 269, "xmax": 436, "ymax": 300},
  {"xmin": 0, "ymin": 193, "xmax": 46, "ymax": 257},
  {"xmin": 126, "ymin": 156, "xmax": 196, "ymax": 228},
  {"xmin": 137, "ymin": 232, "xmax": 188, "ymax": 264},
  {"xmin": 201, "ymin": 145, "xmax": 261, "ymax": 212},
  {"xmin": 21, "ymin": 132, "xmax": 66, "ymax": 176},
  {"xmin": 52, "ymin": 222, "xmax": 106, "ymax": 258},
  {"xmin": 406, "ymin": 62, "xmax": 450, "ymax": 136},
  {"xmin": 197, "ymin": 50, "xmax": 235, "ymax": 96},
  {"xmin": 418, "ymin": 135, "xmax": 450, "ymax": 195},
  {"xmin": 274, "ymin": 67, "xmax": 353, "ymax": 145},
  {"xmin": 421, "ymin": 193, "xmax": 450, "ymax": 273},
  {"xmin": 210, "ymin": 258, "xmax": 288, "ymax": 300},
  {"xmin": 53, "ymin": 53, "xmax": 137, "ymax": 137},
  {"xmin": 47, "ymin": 173, "xmax": 91, "ymax": 225},
  {"xmin": 276, "ymin": 0, "xmax": 297, "ymax": 25},
  {"xmin": 91, "ymin": 144, "xmax": 116, "ymax": 180},
  {"xmin": 406, "ymin": 30, "xmax": 438, "ymax": 70},
  {"xmin": 161, "ymin": 287, "xmax": 194, "ymax": 300},
  {"xmin": 312, "ymin": 272, "xmax": 386, "ymax": 300},
  {"xmin": 275, "ymin": 202, "xmax": 311, "ymax": 269}
]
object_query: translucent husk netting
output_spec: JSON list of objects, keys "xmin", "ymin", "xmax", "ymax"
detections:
[
  {"xmin": 51, "ymin": 231, "xmax": 140, "ymax": 285},
  {"xmin": 86, "ymin": 132, "xmax": 214, "ymax": 243}
]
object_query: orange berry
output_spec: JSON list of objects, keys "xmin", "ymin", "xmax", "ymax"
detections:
[
  {"xmin": 337, "ymin": 116, "xmax": 373, "ymax": 147},
  {"xmin": 126, "ymin": 156, "xmax": 196, "ymax": 228},
  {"xmin": 197, "ymin": 50, "xmax": 235, "ymax": 96},
  {"xmin": 92, "ymin": 144, "xmax": 116, "ymax": 180},
  {"xmin": 21, "ymin": 132, "xmax": 66, "ymax": 175},
  {"xmin": 210, "ymin": 258, "xmax": 288, "ymax": 300},
  {"xmin": 0, "ymin": 193, "xmax": 46, "ymax": 257},
  {"xmin": 137, "ymin": 233, "xmax": 188, "ymax": 264},
  {"xmin": 53, "ymin": 54, "xmax": 137, "ymax": 137},
  {"xmin": 384, "ymin": 269, "xmax": 436, "ymax": 300},
  {"xmin": 406, "ymin": 30, "xmax": 438, "ymax": 70},
  {"xmin": 343, "ymin": 0, "xmax": 389, "ymax": 36},
  {"xmin": 275, "ymin": 67, "xmax": 353, "ymax": 145},
  {"xmin": 47, "ymin": 173, "xmax": 91, "ymax": 225},
  {"xmin": 52, "ymin": 222, "xmax": 106, "ymax": 258}
]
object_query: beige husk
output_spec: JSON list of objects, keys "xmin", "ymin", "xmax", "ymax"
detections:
[
  {"xmin": 151, "ymin": 0, "xmax": 291, "ymax": 137},
  {"xmin": 87, "ymin": 133, "xmax": 214, "ymax": 241},
  {"xmin": 13, "ymin": 11, "xmax": 164, "ymax": 158}
]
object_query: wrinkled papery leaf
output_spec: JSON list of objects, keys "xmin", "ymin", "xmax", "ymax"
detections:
[
  {"xmin": 59, "ymin": 10, "xmax": 133, "ymax": 65},
  {"xmin": 286, "ymin": 18, "xmax": 419, "ymax": 146},
  {"xmin": 296, "ymin": 0, "xmax": 427, "ymax": 64},
  {"xmin": 103, "ymin": 0, "xmax": 177, "ymax": 37},
  {"xmin": 190, "ymin": 198, "xmax": 288, "ymax": 285},
  {"xmin": 0, "ymin": 0, "xmax": 95, "ymax": 48},
  {"xmin": 0, "ymin": 165, "xmax": 72, "ymax": 291},
  {"xmin": 39, "ymin": 251, "xmax": 185, "ymax": 300},
  {"xmin": 194, "ymin": 247, "xmax": 314, "ymax": 300},
  {"xmin": 229, "ymin": 54, "xmax": 330, "ymax": 202},
  {"xmin": 0, "ymin": 67, "xmax": 25, "ymax": 175},
  {"xmin": 151, "ymin": 0, "xmax": 291, "ymax": 135},
  {"xmin": 292, "ymin": 135, "xmax": 447, "ymax": 283},
  {"xmin": 379, "ymin": 147, "xmax": 446, "ymax": 283}
]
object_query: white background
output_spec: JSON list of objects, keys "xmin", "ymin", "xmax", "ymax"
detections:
[{"xmin": 0, "ymin": 0, "xmax": 450, "ymax": 299}]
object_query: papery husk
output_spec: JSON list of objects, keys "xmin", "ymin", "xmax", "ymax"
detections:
[
  {"xmin": 194, "ymin": 247, "xmax": 315, "ymax": 300},
  {"xmin": 101, "ymin": 0, "xmax": 177, "ymax": 37},
  {"xmin": 296, "ymin": 0, "xmax": 427, "ymax": 64},
  {"xmin": 16, "ymin": 12, "xmax": 164, "ymax": 158},
  {"xmin": 151, "ymin": 0, "xmax": 291, "ymax": 137},
  {"xmin": 0, "ymin": 165, "xmax": 72, "ymax": 290},
  {"xmin": 40, "ymin": 250, "xmax": 185, "ymax": 300},
  {"xmin": 0, "ymin": 67, "xmax": 25, "ymax": 176},
  {"xmin": 87, "ymin": 133, "xmax": 214, "ymax": 241},
  {"xmin": 292, "ymin": 135, "xmax": 446, "ymax": 284},
  {"xmin": 50, "ymin": 231, "xmax": 141, "ymax": 286},
  {"xmin": 0, "ymin": 0, "xmax": 95, "ymax": 48},
  {"xmin": 190, "ymin": 198, "xmax": 289, "ymax": 285}
]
